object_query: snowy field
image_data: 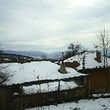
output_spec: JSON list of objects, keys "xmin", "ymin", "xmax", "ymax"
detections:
[{"xmin": 25, "ymin": 98, "xmax": 110, "ymax": 110}]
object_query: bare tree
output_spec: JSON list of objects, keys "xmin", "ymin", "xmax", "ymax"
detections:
[
  {"xmin": 68, "ymin": 43, "xmax": 82, "ymax": 56},
  {"xmin": 64, "ymin": 42, "xmax": 82, "ymax": 59},
  {"xmin": 95, "ymin": 29, "xmax": 110, "ymax": 67},
  {"xmin": 0, "ymin": 67, "xmax": 9, "ymax": 84},
  {"xmin": 0, "ymin": 44, "xmax": 3, "ymax": 63},
  {"xmin": 0, "ymin": 44, "xmax": 9, "ymax": 84},
  {"xmin": 93, "ymin": 29, "xmax": 110, "ymax": 94}
]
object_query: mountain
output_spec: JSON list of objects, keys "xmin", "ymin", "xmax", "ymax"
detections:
[
  {"xmin": 3, "ymin": 50, "xmax": 62, "ymax": 59},
  {"xmin": 49, "ymin": 52, "xmax": 62, "ymax": 59}
]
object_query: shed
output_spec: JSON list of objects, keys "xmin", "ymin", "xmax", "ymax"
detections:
[
  {"xmin": 64, "ymin": 51, "xmax": 110, "ymax": 95},
  {"xmin": 0, "ymin": 61, "xmax": 86, "ymax": 110}
]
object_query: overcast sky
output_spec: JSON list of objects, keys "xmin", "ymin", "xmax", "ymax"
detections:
[{"xmin": 0, "ymin": 0, "xmax": 110, "ymax": 53}]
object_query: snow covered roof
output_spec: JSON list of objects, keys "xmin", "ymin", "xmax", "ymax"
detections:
[
  {"xmin": 64, "ymin": 52, "xmax": 110, "ymax": 70},
  {"xmin": 0, "ymin": 61, "xmax": 85, "ymax": 86}
]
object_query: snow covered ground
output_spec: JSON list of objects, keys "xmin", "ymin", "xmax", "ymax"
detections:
[
  {"xmin": 25, "ymin": 98, "xmax": 110, "ymax": 110},
  {"xmin": 64, "ymin": 52, "xmax": 110, "ymax": 70},
  {"xmin": 23, "ymin": 81, "xmax": 78, "ymax": 94}
]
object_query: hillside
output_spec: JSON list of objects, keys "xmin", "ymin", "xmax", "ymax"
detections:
[{"xmin": 3, "ymin": 50, "xmax": 62, "ymax": 59}]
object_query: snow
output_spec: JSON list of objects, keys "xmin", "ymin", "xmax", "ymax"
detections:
[
  {"xmin": 0, "ymin": 61, "xmax": 85, "ymax": 86},
  {"xmin": 64, "ymin": 52, "xmax": 110, "ymax": 70},
  {"xmin": 25, "ymin": 98, "xmax": 110, "ymax": 110},
  {"xmin": 23, "ymin": 81, "xmax": 78, "ymax": 94},
  {"xmin": 92, "ymin": 93, "xmax": 110, "ymax": 97}
]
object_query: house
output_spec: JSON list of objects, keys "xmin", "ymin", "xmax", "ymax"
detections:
[
  {"xmin": 64, "ymin": 51, "xmax": 110, "ymax": 95},
  {"xmin": 0, "ymin": 61, "xmax": 87, "ymax": 110}
]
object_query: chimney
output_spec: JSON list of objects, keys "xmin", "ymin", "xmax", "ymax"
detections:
[
  {"xmin": 59, "ymin": 52, "xmax": 67, "ymax": 74},
  {"xmin": 59, "ymin": 63, "xmax": 67, "ymax": 74},
  {"xmin": 95, "ymin": 51, "xmax": 101, "ymax": 63}
]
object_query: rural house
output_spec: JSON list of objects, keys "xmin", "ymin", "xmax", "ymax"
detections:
[
  {"xmin": 0, "ymin": 61, "xmax": 87, "ymax": 110},
  {"xmin": 64, "ymin": 51, "xmax": 110, "ymax": 95}
]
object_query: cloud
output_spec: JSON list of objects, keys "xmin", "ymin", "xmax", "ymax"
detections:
[{"xmin": 0, "ymin": 0, "xmax": 110, "ymax": 52}]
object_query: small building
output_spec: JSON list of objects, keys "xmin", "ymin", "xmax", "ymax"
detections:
[
  {"xmin": 64, "ymin": 51, "xmax": 110, "ymax": 95},
  {"xmin": 0, "ymin": 61, "xmax": 87, "ymax": 110}
]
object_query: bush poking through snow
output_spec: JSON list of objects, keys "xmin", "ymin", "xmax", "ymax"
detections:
[{"xmin": 0, "ymin": 66, "xmax": 10, "ymax": 84}]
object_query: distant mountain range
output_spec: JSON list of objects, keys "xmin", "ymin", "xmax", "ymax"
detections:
[{"xmin": 3, "ymin": 50, "xmax": 63, "ymax": 59}]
